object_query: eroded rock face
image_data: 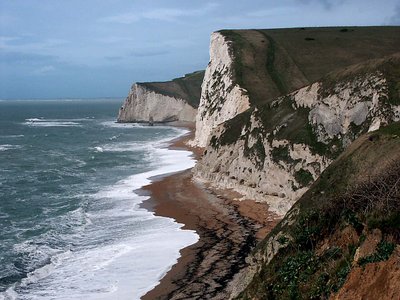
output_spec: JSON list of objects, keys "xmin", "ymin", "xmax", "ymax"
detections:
[
  {"xmin": 330, "ymin": 247, "xmax": 400, "ymax": 300},
  {"xmin": 194, "ymin": 71, "xmax": 398, "ymax": 216},
  {"xmin": 118, "ymin": 84, "xmax": 197, "ymax": 123},
  {"xmin": 190, "ymin": 32, "xmax": 250, "ymax": 147},
  {"xmin": 295, "ymin": 73, "xmax": 392, "ymax": 143}
]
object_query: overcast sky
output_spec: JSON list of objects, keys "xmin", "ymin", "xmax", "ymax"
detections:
[{"xmin": 0, "ymin": 0, "xmax": 399, "ymax": 99}]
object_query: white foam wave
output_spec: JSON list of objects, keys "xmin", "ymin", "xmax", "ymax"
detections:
[
  {"xmin": 100, "ymin": 141, "xmax": 152, "ymax": 152},
  {"xmin": 24, "ymin": 121, "xmax": 81, "ymax": 127},
  {"xmin": 99, "ymin": 128, "xmax": 189, "ymax": 153},
  {"xmin": 0, "ymin": 144, "xmax": 22, "ymax": 151},
  {"xmin": 0, "ymin": 135, "xmax": 24, "ymax": 139},
  {"xmin": 93, "ymin": 146, "xmax": 104, "ymax": 153},
  {"xmin": 23, "ymin": 118, "xmax": 93, "ymax": 127},
  {"xmin": 25, "ymin": 118, "xmax": 44, "ymax": 122},
  {"xmin": 108, "ymin": 134, "xmax": 120, "ymax": 141},
  {"xmin": 101, "ymin": 121, "xmax": 146, "ymax": 128}
]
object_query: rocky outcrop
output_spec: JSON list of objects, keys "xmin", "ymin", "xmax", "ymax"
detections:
[
  {"xmin": 118, "ymin": 71, "xmax": 204, "ymax": 123},
  {"xmin": 190, "ymin": 32, "xmax": 250, "ymax": 147},
  {"xmin": 118, "ymin": 83, "xmax": 197, "ymax": 123},
  {"xmin": 194, "ymin": 58, "xmax": 400, "ymax": 216}
]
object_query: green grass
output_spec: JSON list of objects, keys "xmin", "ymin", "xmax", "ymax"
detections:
[
  {"xmin": 140, "ymin": 70, "xmax": 204, "ymax": 108},
  {"xmin": 257, "ymin": 31, "xmax": 288, "ymax": 95}
]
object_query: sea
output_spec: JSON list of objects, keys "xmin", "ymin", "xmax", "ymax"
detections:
[{"xmin": 0, "ymin": 98, "xmax": 198, "ymax": 300}]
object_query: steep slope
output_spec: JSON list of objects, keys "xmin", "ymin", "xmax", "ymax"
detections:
[
  {"xmin": 194, "ymin": 54, "xmax": 400, "ymax": 215},
  {"xmin": 232, "ymin": 122, "xmax": 400, "ymax": 299},
  {"xmin": 118, "ymin": 70, "xmax": 204, "ymax": 123},
  {"xmin": 192, "ymin": 26, "xmax": 400, "ymax": 147}
]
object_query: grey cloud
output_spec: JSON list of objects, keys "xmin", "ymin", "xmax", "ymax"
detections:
[
  {"xmin": 0, "ymin": 51, "xmax": 57, "ymax": 64},
  {"xmin": 32, "ymin": 65, "xmax": 55, "ymax": 75},
  {"xmin": 389, "ymin": 4, "xmax": 400, "ymax": 25},
  {"xmin": 100, "ymin": 2, "xmax": 219, "ymax": 24},
  {"xmin": 297, "ymin": 0, "xmax": 346, "ymax": 10},
  {"xmin": 104, "ymin": 49, "xmax": 170, "ymax": 61},
  {"xmin": 130, "ymin": 49, "xmax": 170, "ymax": 57},
  {"xmin": 105, "ymin": 56, "xmax": 124, "ymax": 61}
]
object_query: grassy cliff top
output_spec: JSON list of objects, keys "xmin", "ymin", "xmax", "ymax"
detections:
[
  {"xmin": 219, "ymin": 26, "xmax": 400, "ymax": 105},
  {"xmin": 138, "ymin": 70, "xmax": 205, "ymax": 108},
  {"xmin": 238, "ymin": 122, "xmax": 400, "ymax": 299}
]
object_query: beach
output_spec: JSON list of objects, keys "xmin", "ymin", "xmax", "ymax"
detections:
[{"xmin": 140, "ymin": 129, "xmax": 280, "ymax": 299}]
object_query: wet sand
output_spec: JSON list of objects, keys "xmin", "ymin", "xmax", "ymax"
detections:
[{"xmin": 140, "ymin": 130, "xmax": 279, "ymax": 299}]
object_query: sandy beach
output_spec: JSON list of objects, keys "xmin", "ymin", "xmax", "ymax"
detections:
[{"xmin": 139, "ymin": 129, "xmax": 280, "ymax": 299}]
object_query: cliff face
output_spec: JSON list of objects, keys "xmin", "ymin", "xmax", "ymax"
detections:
[
  {"xmin": 195, "ymin": 56, "xmax": 400, "ymax": 216},
  {"xmin": 191, "ymin": 32, "xmax": 250, "ymax": 147},
  {"xmin": 118, "ymin": 83, "xmax": 197, "ymax": 123},
  {"xmin": 118, "ymin": 70, "xmax": 204, "ymax": 123},
  {"xmin": 191, "ymin": 27, "xmax": 400, "ymax": 216},
  {"xmin": 233, "ymin": 122, "xmax": 400, "ymax": 299}
]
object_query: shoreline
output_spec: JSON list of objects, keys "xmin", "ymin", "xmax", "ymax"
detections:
[{"xmin": 139, "ymin": 127, "xmax": 280, "ymax": 299}]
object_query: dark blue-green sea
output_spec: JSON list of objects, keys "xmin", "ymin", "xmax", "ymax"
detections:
[{"xmin": 0, "ymin": 98, "xmax": 198, "ymax": 300}]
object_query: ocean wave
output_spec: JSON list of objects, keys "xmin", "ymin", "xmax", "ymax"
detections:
[
  {"xmin": 97, "ymin": 127, "xmax": 189, "ymax": 153},
  {"xmin": 100, "ymin": 121, "xmax": 146, "ymax": 128},
  {"xmin": 24, "ymin": 121, "xmax": 82, "ymax": 127},
  {"xmin": 0, "ymin": 145, "xmax": 22, "ymax": 151},
  {"xmin": 0, "ymin": 135, "xmax": 24, "ymax": 139},
  {"xmin": 93, "ymin": 146, "xmax": 104, "ymax": 153},
  {"xmin": 23, "ymin": 118, "xmax": 94, "ymax": 127}
]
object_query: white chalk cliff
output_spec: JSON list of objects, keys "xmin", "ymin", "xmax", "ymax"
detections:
[
  {"xmin": 191, "ymin": 33, "xmax": 400, "ymax": 216},
  {"xmin": 118, "ymin": 83, "xmax": 197, "ymax": 123},
  {"xmin": 190, "ymin": 32, "xmax": 250, "ymax": 147}
]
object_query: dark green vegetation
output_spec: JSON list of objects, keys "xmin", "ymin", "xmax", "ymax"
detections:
[
  {"xmin": 218, "ymin": 30, "xmax": 247, "ymax": 87},
  {"xmin": 383, "ymin": 55, "xmax": 400, "ymax": 105},
  {"xmin": 237, "ymin": 122, "xmax": 400, "ymax": 299},
  {"xmin": 358, "ymin": 240, "xmax": 396, "ymax": 266},
  {"xmin": 219, "ymin": 27, "xmax": 400, "ymax": 106},
  {"xmin": 271, "ymin": 145, "xmax": 292, "ymax": 163},
  {"xmin": 294, "ymin": 169, "xmax": 314, "ymax": 187},
  {"xmin": 140, "ymin": 70, "xmax": 204, "ymax": 107}
]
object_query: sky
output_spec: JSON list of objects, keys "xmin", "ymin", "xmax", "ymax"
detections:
[{"xmin": 0, "ymin": 0, "xmax": 399, "ymax": 99}]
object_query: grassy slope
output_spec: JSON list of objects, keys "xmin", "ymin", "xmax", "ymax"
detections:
[
  {"xmin": 139, "ymin": 70, "xmax": 204, "ymax": 108},
  {"xmin": 219, "ymin": 26, "xmax": 400, "ymax": 106},
  {"xmin": 237, "ymin": 122, "xmax": 400, "ymax": 299}
]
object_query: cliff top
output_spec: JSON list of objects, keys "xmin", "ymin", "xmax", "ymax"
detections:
[
  {"xmin": 138, "ymin": 70, "xmax": 205, "ymax": 108},
  {"xmin": 218, "ymin": 26, "xmax": 400, "ymax": 106}
]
